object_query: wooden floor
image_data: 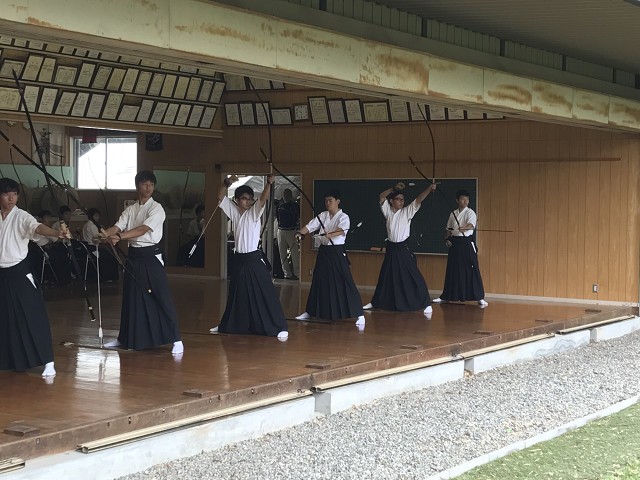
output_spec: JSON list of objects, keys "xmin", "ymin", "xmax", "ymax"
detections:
[{"xmin": 0, "ymin": 277, "xmax": 633, "ymax": 461}]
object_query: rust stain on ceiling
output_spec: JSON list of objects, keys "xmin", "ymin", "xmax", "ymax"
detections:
[
  {"xmin": 612, "ymin": 103, "xmax": 640, "ymax": 123},
  {"xmin": 175, "ymin": 23, "xmax": 254, "ymax": 44},
  {"xmin": 10, "ymin": 4, "xmax": 27, "ymax": 13},
  {"xmin": 373, "ymin": 52, "xmax": 428, "ymax": 92},
  {"xmin": 430, "ymin": 61, "xmax": 458, "ymax": 72},
  {"xmin": 487, "ymin": 84, "xmax": 532, "ymax": 105},
  {"xmin": 261, "ymin": 23, "xmax": 274, "ymax": 35},
  {"xmin": 533, "ymin": 84, "xmax": 572, "ymax": 111},
  {"xmin": 359, "ymin": 62, "xmax": 381, "ymax": 86},
  {"xmin": 575, "ymin": 101, "xmax": 608, "ymax": 117},
  {"xmin": 280, "ymin": 28, "xmax": 340, "ymax": 49},
  {"xmin": 27, "ymin": 17, "xmax": 59, "ymax": 29}
]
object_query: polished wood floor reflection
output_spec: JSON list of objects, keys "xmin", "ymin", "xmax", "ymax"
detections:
[{"xmin": 0, "ymin": 277, "xmax": 632, "ymax": 461}]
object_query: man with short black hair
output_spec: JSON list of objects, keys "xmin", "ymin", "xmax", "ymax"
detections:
[
  {"xmin": 433, "ymin": 190, "xmax": 488, "ymax": 307},
  {"xmin": 102, "ymin": 170, "xmax": 184, "ymax": 353},
  {"xmin": 0, "ymin": 178, "xmax": 69, "ymax": 376},
  {"xmin": 295, "ymin": 190, "xmax": 365, "ymax": 327},
  {"xmin": 209, "ymin": 175, "xmax": 289, "ymax": 339}
]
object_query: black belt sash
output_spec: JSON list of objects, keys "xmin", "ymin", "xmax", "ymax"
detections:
[{"xmin": 0, "ymin": 257, "xmax": 31, "ymax": 278}]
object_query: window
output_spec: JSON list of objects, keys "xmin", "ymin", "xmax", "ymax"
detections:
[{"xmin": 74, "ymin": 136, "xmax": 137, "ymax": 189}]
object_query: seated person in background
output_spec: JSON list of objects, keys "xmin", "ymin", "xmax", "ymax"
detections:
[
  {"xmin": 177, "ymin": 204, "xmax": 205, "ymax": 267},
  {"xmin": 28, "ymin": 210, "xmax": 57, "ymax": 281},
  {"xmin": 52, "ymin": 205, "xmax": 72, "ymax": 232},
  {"xmin": 187, "ymin": 204, "xmax": 205, "ymax": 238},
  {"xmin": 81, "ymin": 208, "xmax": 119, "ymax": 282},
  {"xmin": 30, "ymin": 209, "xmax": 73, "ymax": 285}
]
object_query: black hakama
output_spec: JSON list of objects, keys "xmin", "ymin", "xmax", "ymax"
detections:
[
  {"xmin": 219, "ymin": 250, "xmax": 287, "ymax": 336},
  {"xmin": 440, "ymin": 236, "xmax": 485, "ymax": 301},
  {"xmin": 118, "ymin": 244, "xmax": 181, "ymax": 349},
  {"xmin": 306, "ymin": 245, "xmax": 363, "ymax": 320},
  {"xmin": 0, "ymin": 258, "xmax": 54, "ymax": 371},
  {"xmin": 370, "ymin": 240, "xmax": 431, "ymax": 311}
]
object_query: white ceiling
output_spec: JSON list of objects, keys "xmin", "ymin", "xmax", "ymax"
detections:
[{"xmin": 375, "ymin": 0, "xmax": 640, "ymax": 75}]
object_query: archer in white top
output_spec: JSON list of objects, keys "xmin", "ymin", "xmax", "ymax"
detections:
[
  {"xmin": 113, "ymin": 198, "xmax": 165, "ymax": 247},
  {"xmin": 379, "ymin": 182, "xmax": 436, "ymax": 242},
  {"xmin": 303, "ymin": 209, "xmax": 350, "ymax": 246},
  {"xmin": 218, "ymin": 175, "xmax": 273, "ymax": 253},
  {"xmin": 446, "ymin": 206, "xmax": 476, "ymax": 237}
]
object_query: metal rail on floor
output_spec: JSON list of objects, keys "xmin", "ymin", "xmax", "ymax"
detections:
[{"xmin": 77, "ymin": 390, "xmax": 312, "ymax": 453}]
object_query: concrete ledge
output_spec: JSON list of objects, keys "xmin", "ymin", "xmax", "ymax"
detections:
[
  {"xmin": 464, "ymin": 331, "xmax": 591, "ymax": 375},
  {"xmin": 9, "ymin": 396, "xmax": 317, "ymax": 480},
  {"xmin": 314, "ymin": 360, "xmax": 464, "ymax": 415},
  {"xmin": 591, "ymin": 316, "xmax": 640, "ymax": 343}
]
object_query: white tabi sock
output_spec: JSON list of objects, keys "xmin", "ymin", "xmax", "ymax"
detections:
[
  {"xmin": 42, "ymin": 362, "xmax": 56, "ymax": 377},
  {"xmin": 172, "ymin": 341, "xmax": 184, "ymax": 354}
]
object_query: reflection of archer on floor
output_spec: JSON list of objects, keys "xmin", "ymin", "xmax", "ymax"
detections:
[{"xmin": 177, "ymin": 204, "xmax": 205, "ymax": 267}]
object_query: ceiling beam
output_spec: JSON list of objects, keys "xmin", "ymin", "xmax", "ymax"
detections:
[{"xmin": 1, "ymin": 0, "xmax": 640, "ymax": 132}]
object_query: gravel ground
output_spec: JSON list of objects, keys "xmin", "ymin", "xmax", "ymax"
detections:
[{"xmin": 119, "ymin": 329, "xmax": 640, "ymax": 480}]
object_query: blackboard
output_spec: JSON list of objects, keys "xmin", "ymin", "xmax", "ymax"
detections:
[{"xmin": 312, "ymin": 178, "xmax": 477, "ymax": 255}]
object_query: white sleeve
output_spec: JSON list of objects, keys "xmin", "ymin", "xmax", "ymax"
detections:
[
  {"xmin": 337, "ymin": 212, "xmax": 350, "ymax": 232},
  {"xmin": 380, "ymin": 201, "xmax": 391, "ymax": 220},
  {"xmin": 115, "ymin": 207, "xmax": 131, "ymax": 232},
  {"xmin": 467, "ymin": 209, "xmax": 477, "ymax": 227},
  {"xmin": 305, "ymin": 215, "xmax": 321, "ymax": 233},
  {"xmin": 219, "ymin": 197, "xmax": 236, "ymax": 221},
  {"xmin": 143, "ymin": 203, "xmax": 165, "ymax": 232},
  {"xmin": 406, "ymin": 199, "xmax": 420, "ymax": 217},
  {"xmin": 19, "ymin": 211, "xmax": 40, "ymax": 240},
  {"xmin": 248, "ymin": 199, "xmax": 265, "ymax": 222}
]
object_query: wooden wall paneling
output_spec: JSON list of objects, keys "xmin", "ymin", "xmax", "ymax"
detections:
[
  {"xmin": 504, "ymin": 161, "xmax": 520, "ymax": 294},
  {"xmin": 542, "ymin": 160, "xmax": 559, "ymax": 298},
  {"xmin": 480, "ymin": 149, "xmax": 493, "ymax": 290},
  {"xmin": 625, "ymin": 139, "xmax": 640, "ymax": 301},
  {"xmin": 517, "ymin": 161, "xmax": 531, "ymax": 295},
  {"xmin": 597, "ymin": 150, "xmax": 612, "ymax": 298},
  {"xmin": 207, "ymin": 114, "xmax": 640, "ymax": 301},
  {"xmin": 555, "ymin": 158, "xmax": 570, "ymax": 298},
  {"xmin": 611, "ymin": 139, "xmax": 628, "ymax": 299},
  {"xmin": 583, "ymin": 157, "xmax": 600, "ymax": 299},
  {"xmin": 490, "ymin": 154, "xmax": 508, "ymax": 295},
  {"xmin": 606, "ymin": 148, "xmax": 622, "ymax": 299},
  {"xmin": 566, "ymin": 159, "xmax": 584, "ymax": 298},
  {"xmin": 525, "ymin": 161, "xmax": 542, "ymax": 296}
]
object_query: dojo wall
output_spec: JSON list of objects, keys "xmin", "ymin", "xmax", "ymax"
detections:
[{"xmin": 212, "ymin": 107, "xmax": 640, "ymax": 303}]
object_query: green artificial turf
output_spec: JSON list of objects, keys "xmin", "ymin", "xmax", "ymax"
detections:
[{"xmin": 455, "ymin": 402, "xmax": 640, "ymax": 480}]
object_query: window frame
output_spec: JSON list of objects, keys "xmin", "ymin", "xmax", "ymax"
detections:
[{"xmin": 72, "ymin": 134, "xmax": 138, "ymax": 191}]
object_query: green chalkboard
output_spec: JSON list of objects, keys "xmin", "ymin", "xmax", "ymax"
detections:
[{"xmin": 312, "ymin": 178, "xmax": 477, "ymax": 255}]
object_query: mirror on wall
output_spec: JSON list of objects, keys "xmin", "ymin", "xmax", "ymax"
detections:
[{"xmin": 152, "ymin": 168, "xmax": 206, "ymax": 268}]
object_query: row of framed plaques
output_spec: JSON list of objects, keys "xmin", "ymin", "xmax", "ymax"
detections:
[
  {"xmin": 304, "ymin": 97, "xmax": 503, "ymax": 124},
  {"xmin": 223, "ymin": 97, "xmax": 504, "ymax": 127},
  {"xmin": 0, "ymin": 57, "xmax": 225, "ymax": 105},
  {"xmin": 0, "ymin": 35, "xmax": 218, "ymax": 77},
  {"xmin": 0, "ymin": 85, "xmax": 217, "ymax": 129},
  {"xmin": 224, "ymin": 102, "xmax": 292, "ymax": 126}
]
